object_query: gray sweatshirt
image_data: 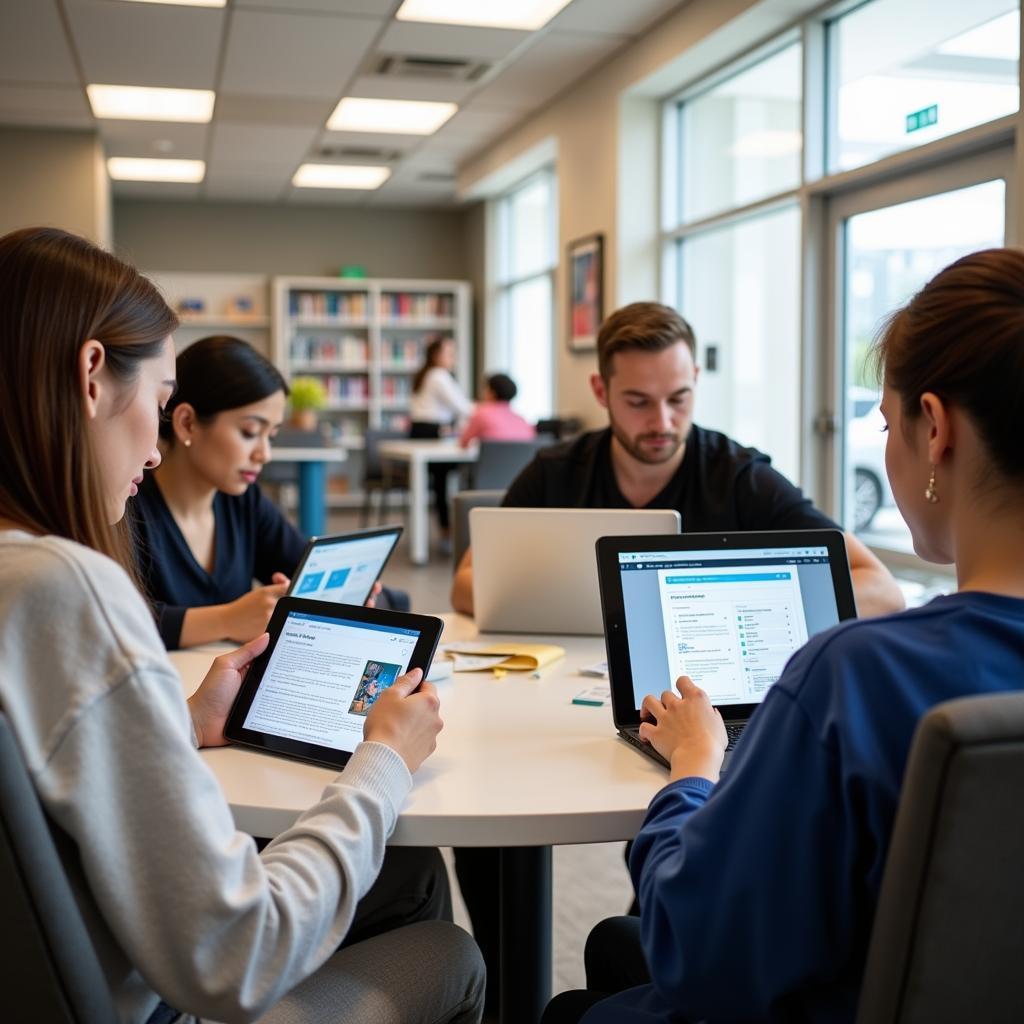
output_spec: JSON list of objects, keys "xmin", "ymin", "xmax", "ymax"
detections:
[{"xmin": 0, "ymin": 530, "xmax": 412, "ymax": 1023}]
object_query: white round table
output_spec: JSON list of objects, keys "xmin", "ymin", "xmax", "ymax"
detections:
[{"xmin": 172, "ymin": 614, "xmax": 667, "ymax": 1022}]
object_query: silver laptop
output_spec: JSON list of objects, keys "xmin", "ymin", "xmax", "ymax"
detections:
[{"xmin": 471, "ymin": 507, "xmax": 682, "ymax": 635}]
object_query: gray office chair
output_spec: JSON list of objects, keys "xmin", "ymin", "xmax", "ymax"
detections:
[
  {"xmin": 361, "ymin": 428, "xmax": 409, "ymax": 527},
  {"xmin": 470, "ymin": 439, "xmax": 550, "ymax": 491},
  {"xmin": 0, "ymin": 710, "xmax": 119, "ymax": 1023},
  {"xmin": 450, "ymin": 489, "xmax": 505, "ymax": 569},
  {"xmin": 856, "ymin": 691, "xmax": 1024, "ymax": 1024}
]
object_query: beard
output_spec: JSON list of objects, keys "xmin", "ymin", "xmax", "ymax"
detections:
[{"xmin": 609, "ymin": 416, "xmax": 686, "ymax": 465}]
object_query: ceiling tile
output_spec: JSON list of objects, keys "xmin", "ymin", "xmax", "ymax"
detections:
[
  {"xmin": 203, "ymin": 175, "xmax": 288, "ymax": 202},
  {"xmin": 214, "ymin": 93, "xmax": 333, "ymax": 127},
  {"xmin": 345, "ymin": 74, "xmax": 475, "ymax": 104},
  {"xmin": 548, "ymin": 0, "xmax": 686, "ymax": 37},
  {"xmin": 111, "ymin": 180, "xmax": 202, "ymax": 200},
  {"xmin": 65, "ymin": 0, "xmax": 223, "ymax": 89},
  {"xmin": 432, "ymin": 106, "xmax": 523, "ymax": 139},
  {"xmin": 286, "ymin": 186, "xmax": 372, "ymax": 205},
  {"xmin": 99, "ymin": 121, "xmax": 208, "ymax": 160},
  {"xmin": 221, "ymin": 9, "xmax": 383, "ymax": 99},
  {"xmin": 317, "ymin": 128, "xmax": 423, "ymax": 154},
  {"xmin": 0, "ymin": 84, "xmax": 92, "ymax": 129},
  {"xmin": 210, "ymin": 123, "xmax": 319, "ymax": 167},
  {"xmin": 378, "ymin": 21, "xmax": 529, "ymax": 61},
  {"xmin": 471, "ymin": 30, "xmax": 627, "ymax": 109},
  {"xmin": 0, "ymin": 0, "xmax": 79, "ymax": 85}
]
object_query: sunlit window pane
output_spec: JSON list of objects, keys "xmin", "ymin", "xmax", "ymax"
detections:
[
  {"xmin": 506, "ymin": 174, "xmax": 555, "ymax": 281},
  {"xmin": 504, "ymin": 276, "xmax": 553, "ymax": 422},
  {"xmin": 679, "ymin": 205, "xmax": 801, "ymax": 483},
  {"xmin": 679, "ymin": 43, "xmax": 802, "ymax": 222},
  {"xmin": 830, "ymin": 1, "xmax": 1019, "ymax": 172},
  {"xmin": 842, "ymin": 180, "xmax": 1005, "ymax": 550}
]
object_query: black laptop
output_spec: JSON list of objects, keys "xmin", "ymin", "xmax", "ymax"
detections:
[{"xmin": 596, "ymin": 530, "xmax": 858, "ymax": 769}]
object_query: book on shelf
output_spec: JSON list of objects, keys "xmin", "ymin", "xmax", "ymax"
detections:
[
  {"xmin": 322, "ymin": 375, "xmax": 369, "ymax": 402},
  {"xmin": 290, "ymin": 333, "xmax": 368, "ymax": 366},
  {"xmin": 382, "ymin": 336, "xmax": 423, "ymax": 365},
  {"xmin": 379, "ymin": 292, "xmax": 453, "ymax": 320},
  {"xmin": 290, "ymin": 291, "xmax": 368, "ymax": 319}
]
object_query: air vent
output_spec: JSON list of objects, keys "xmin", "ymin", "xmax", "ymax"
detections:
[
  {"xmin": 418, "ymin": 171, "xmax": 456, "ymax": 184},
  {"xmin": 316, "ymin": 145, "xmax": 403, "ymax": 163},
  {"xmin": 374, "ymin": 53, "xmax": 491, "ymax": 82}
]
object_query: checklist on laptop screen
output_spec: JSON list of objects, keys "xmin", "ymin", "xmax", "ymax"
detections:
[{"xmin": 617, "ymin": 545, "xmax": 841, "ymax": 709}]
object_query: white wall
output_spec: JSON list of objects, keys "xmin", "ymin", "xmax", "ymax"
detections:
[
  {"xmin": 459, "ymin": 0, "xmax": 821, "ymax": 425},
  {"xmin": 0, "ymin": 127, "xmax": 111, "ymax": 246}
]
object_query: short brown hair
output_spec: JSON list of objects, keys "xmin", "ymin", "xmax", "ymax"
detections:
[
  {"xmin": 873, "ymin": 247, "xmax": 1024, "ymax": 485},
  {"xmin": 596, "ymin": 302, "xmax": 696, "ymax": 379},
  {"xmin": 0, "ymin": 227, "xmax": 178, "ymax": 574}
]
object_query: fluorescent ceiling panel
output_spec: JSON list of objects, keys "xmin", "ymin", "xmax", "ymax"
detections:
[
  {"xmin": 117, "ymin": 0, "xmax": 225, "ymax": 6},
  {"xmin": 327, "ymin": 97, "xmax": 457, "ymax": 135},
  {"xmin": 107, "ymin": 157, "xmax": 206, "ymax": 182},
  {"xmin": 395, "ymin": 0, "xmax": 572, "ymax": 30},
  {"xmin": 87, "ymin": 84, "xmax": 215, "ymax": 122},
  {"xmin": 292, "ymin": 163, "xmax": 392, "ymax": 189}
]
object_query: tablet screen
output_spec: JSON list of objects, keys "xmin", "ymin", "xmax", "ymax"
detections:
[
  {"xmin": 241, "ymin": 609, "xmax": 420, "ymax": 752},
  {"xmin": 290, "ymin": 529, "xmax": 400, "ymax": 605}
]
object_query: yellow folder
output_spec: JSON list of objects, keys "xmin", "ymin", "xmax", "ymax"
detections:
[{"xmin": 443, "ymin": 641, "xmax": 565, "ymax": 672}]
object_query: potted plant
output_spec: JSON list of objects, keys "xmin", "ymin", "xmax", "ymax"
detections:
[{"xmin": 288, "ymin": 376, "xmax": 327, "ymax": 432}]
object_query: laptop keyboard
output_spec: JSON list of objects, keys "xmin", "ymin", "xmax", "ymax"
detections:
[
  {"xmin": 725, "ymin": 723, "xmax": 745, "ymax": 750},
  {"xmin": 621, "ymin": 721, "xmax": 746, "ymax": 769}
]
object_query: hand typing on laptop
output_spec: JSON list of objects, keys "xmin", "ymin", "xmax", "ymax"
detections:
[{"xmin": 640, "ymin": 676, "xmax": 728, "ymax": 783}]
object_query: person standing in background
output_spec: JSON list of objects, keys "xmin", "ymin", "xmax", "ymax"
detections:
[{"xmin": 409, "ymin": 336, "xmax": 472, "ymax": 551}]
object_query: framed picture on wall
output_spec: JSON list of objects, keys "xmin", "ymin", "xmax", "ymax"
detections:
[{"xmin": 567, "ymin": 233, "xmax": 603, "ymax": 351}]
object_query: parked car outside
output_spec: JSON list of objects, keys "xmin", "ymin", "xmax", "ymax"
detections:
[{"xmin": 847, "ymin": 390, "xmax": 894, "ymax": 531}]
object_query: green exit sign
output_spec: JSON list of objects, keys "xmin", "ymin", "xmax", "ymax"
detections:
[{"xmin": 906, "ymin": 104, "xmax": 938, "ymax": 133}]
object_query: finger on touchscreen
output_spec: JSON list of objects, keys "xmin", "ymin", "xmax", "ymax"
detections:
[
  {"xmin": 218, "ymin": 632, "xmax": 270, "ymax": 670},
  {"xmin": 390, "ymin": 668, "xmax": 423, "ymax": 696},
  {"xmin": 271, "ymin": 572, "xmax": 291, "ymax": 587}
]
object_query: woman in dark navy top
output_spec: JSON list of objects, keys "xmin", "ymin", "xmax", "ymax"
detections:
[
  {"xmin": 133, "ymin": 336, "xmax": 306, "ymax": 649},
  {"xmin": 544, "ymin": 248, "xmax": 1024, "ymax": 1024}
]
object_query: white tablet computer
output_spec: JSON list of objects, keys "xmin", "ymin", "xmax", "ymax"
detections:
[
  {"xmin": 225, "ymin": 598, "xmax": 443, "ymax": 770},
  {"xmin": 288, "ymin": 525, "xmax": 402, "ymax": 605}
]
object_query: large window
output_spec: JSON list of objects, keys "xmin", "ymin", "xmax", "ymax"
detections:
[
  {"xmin": 663, "ymin": 0, "xmax": 1020, "ymax": 582},
  {"xmin": 666, "ymin": 41, "xmax": 803, "ymax": 483},
  {"xmin": 492, "ymin": 170, "xmax": 557, "ymax": 424}
]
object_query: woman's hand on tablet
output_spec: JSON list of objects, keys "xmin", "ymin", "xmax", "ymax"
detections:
[
  {"xmin": 363, "ymin": 668, "xmax": 443, "ymax": 773},
  {"xmin": 220, "ymin": 574, "xmax": 290, "ymax": 643},
  {"xmin": 364, "ymin": 581, "xmax": 383, "ymax": 608},
  {"xmin": 188, "ymin": 633, "xmax": 271, "ymax": 748},
  {"xmin": 639, "ymin": 675, "xmax": 728, "ymax": 783}
]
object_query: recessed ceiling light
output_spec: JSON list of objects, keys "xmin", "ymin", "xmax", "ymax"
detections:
[
  {"xmin": 327, "ymin": 97, "xmax": 457, "ymax": 135},
  {"xmin": 395, "ymin": 0, "xmax": 572, "ymax": 31},
  {"xmin": 292, "ymin": 164, "xmax": 392, "ymax": 190},
  {"xmin": 107, "ymin": 157, "xmax": 205, "ymax": 182},
  {"xmin": 117, "ymin": 0, "xmax": 226, "ymax": 7},
  {"xmin": 87, "ymin": 84, "xmax": 215, "ymax": 123}
]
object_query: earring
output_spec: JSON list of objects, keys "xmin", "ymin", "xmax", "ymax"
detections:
[
  {"xmin": 925, "ymin": 464, "xmax": 939, "ymax": 504},
  {"xmin": 184, "ymin": 439, "xmax": 192, "ymax": 448}
]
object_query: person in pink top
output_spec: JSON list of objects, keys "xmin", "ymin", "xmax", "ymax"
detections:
[{"xmin": 459, "ymin": 373, "xmax": 536, "ymax": 448}]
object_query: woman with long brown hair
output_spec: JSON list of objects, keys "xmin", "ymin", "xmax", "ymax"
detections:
[
  {"xmin": 545, "ymin": 247, "xmax": 1024, "ymax": 1024},
  {"xmin": 0, "ymin": 227, "xmax": 483, "ymax": 1024}
]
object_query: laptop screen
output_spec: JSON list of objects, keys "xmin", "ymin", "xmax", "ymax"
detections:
[{"xmin": 617, "ymin": 544, "xmax": 841, "ymax": 710}]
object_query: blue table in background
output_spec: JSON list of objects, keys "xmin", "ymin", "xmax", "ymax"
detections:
[{"xmin": 270, "ymin": 446, "xmax": 347, "ymax": 537}]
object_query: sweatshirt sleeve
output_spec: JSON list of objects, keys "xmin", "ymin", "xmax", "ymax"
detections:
[
  {"xmin": 12, "ymin": 543, "xmax": 412, "ymax": 1022},
  {"xmin": 631, "ymin": 685, "xmax": 868, "ymax": 1021}
]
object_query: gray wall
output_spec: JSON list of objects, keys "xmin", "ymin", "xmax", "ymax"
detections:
[
  {"xmin": 113, "ymin": 199, "xmax": 475, "ymax": 280},
  {"xmin": 0, "ymin": 127, "xmax": 110, "ymax": 245}
]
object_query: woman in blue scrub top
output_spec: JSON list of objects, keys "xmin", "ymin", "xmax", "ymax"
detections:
[{"xmin": 544, "ymin": 247, "xmax": 1024, "ymax": 1024}]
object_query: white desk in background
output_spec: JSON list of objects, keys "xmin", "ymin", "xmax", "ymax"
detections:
[
  {"xmin": 171, "ymin": 614, "xmax": 665, "ymax": 1024},
  {"xmin": 268, "ymin": 445, "xmax": 347, "ymax": 538},
  {"xmin": 376, "ymin": 438, "xmax": 477, "ymax": 565}
]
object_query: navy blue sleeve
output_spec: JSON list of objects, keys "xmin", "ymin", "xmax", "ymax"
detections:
[
  {"xmin": 250, "ymin": 486, "xmax": 308, "ymax": 583},
  {"xmin": 630, "ymin": 684, "xmax": 868, "ymax": 1020},
  {"xmin": 153, "ymin": 600, "xmax": 187, "ymax": 651},
  {"xmin": 736, "ymin": 460, "xmax": 839, "ymax": 532}
]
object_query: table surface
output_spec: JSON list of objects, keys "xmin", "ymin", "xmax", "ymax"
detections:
[
  {"xmin": 377, "ymin": 438, "xmax": 478, "ymax": 463},
  {"xmin": 172, "ymin": 614, "xmax": 667, "ymax": 846},
  {"xmin": 271, "ymin": 446, "xmax": 347, "ymax": 463}
]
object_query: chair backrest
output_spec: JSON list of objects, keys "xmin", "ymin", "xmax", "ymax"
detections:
[
  {"xmin": 451, "ymin": 489, "xmax": 505, "ymax": 569},
  {"xmin": 856, "ymin": 691, "xmax": 1024, "ymax": 1024},
  {"xmin": 0, "ymin": 711, "xmax": 119, "ymax": 1023},
  {"xmin": 262, "ymin": 427, "xmax": 325, "ymax": 484},
  {"xmin": 363, "ymin": 429, "xmax": 407, "ymax": 483},
  {"xmin": 472, "ymin": 439, "xmax": 549, "ymax": 491}
]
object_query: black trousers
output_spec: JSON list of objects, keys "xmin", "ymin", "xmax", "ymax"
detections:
[
  {"xmin": 540, "ymin": 915, "xmax": 652, "ymax": 1024},
  {"xmin": 409, "ymin": 421, "xmax": 457, "ymax": 531}
]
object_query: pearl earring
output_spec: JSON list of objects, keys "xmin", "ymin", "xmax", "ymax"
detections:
[
  {"xmin": 925, "ymin": 464, "xmax": 939, "ymax": 504},
  {"xmin": 184, "ymin": 439, "xmax": 192, "ymax": 448}
]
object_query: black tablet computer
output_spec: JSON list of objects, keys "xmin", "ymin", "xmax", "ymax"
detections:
[
  {"xmin": 287, "ymin": 525, "xmax": 403, "ymax": 605},
  {"xmin": 224, "ymin": 597, "xmax": 443, "ymax": 770}
]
